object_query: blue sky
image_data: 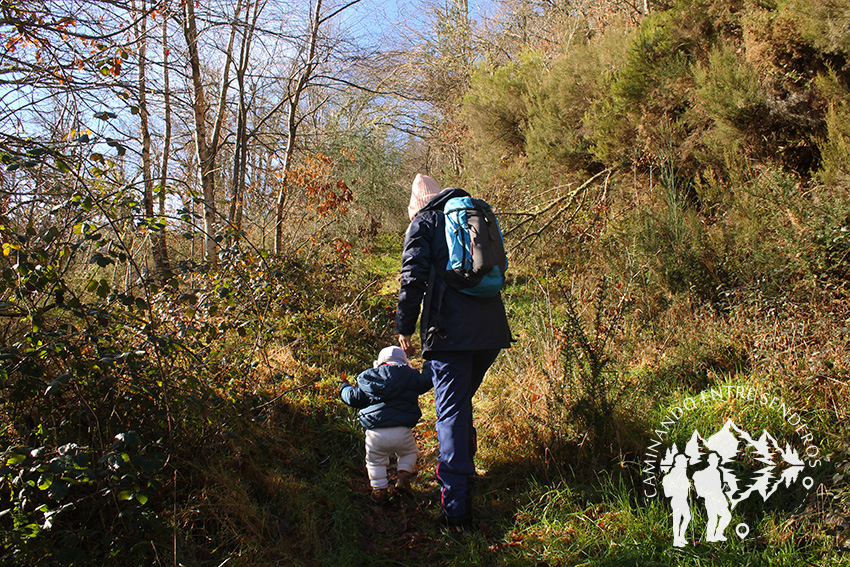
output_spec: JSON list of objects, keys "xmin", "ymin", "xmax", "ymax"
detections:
[{"xmin": 346, "ymin": 0, "xmax": 497, "ymax": 43}]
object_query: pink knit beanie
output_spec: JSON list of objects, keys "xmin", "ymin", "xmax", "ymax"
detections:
[{"xmin": 407, "ymin": 174, "xmax": 441, "ymax": 220}]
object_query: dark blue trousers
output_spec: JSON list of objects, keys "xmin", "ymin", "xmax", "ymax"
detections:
[{"xmin": 427, "ymin": 349, "xmax": 501, "ymax": 519}]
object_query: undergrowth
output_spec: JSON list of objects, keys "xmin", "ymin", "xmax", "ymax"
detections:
[{"xmin": 0, "ymin": 225, "xmax": 398, "ymax": 565}]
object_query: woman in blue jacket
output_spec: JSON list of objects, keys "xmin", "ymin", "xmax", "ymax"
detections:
[{"xmin": 397, "ymin": 174, "xmax": 512, "ymax": 529}]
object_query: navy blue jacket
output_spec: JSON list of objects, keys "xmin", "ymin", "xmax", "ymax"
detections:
[
  {"xmin": 340, "ymin": 364, "xmax": 432, "ymax": 429},
  {"xmin": 395, "ymin": 188, "xmax": 512, "ymax": 357}
]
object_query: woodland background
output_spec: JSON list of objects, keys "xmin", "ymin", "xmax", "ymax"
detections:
[{"xmin": 0, "ymin": 0, "xmax": 848, "ymax": 565}]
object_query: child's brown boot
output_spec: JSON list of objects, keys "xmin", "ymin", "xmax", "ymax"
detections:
[
  {"xmin": 370, "ymin": 488, "xmax": 389, "ymax": 504},
  {"xmin": 395, "ymin": 470, "xmax": 415, "ymax": 494}
]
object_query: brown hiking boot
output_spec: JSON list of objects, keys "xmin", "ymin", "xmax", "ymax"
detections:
[
  {"xmin": 370, "ymin": 488, "xmax": 389, "ymax": 504},
  {"xmin": 395, "ymin": 470, "xmax": 415, "ymax": 494}
]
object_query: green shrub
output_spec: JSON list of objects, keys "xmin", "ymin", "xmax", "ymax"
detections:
[
  {"xmin": 790, "ymin": 0, "xmax": 850, "ymax": 57},
  {"xmin": 612, "ymin": 148, "xmax": 729, "ymax": 303},
  {"xmin": 817, "ymin": 96, "xmax": 850, "ymax": 188},
  {"xmin": 609, "ymin": 12, "xmax": 692, "ymax": 104},
  {"xmin": 463, "ymin": 57, "xmax": 537, "ymax": 161},
  {"xmin": 693, "ymin": 44, "xmax": 768, "ymax": 130},
  {"xmin": 523, "ymin": 29, "xmax": 630, "ymax": 174},
  {"xmin": 585, "ymin": 11, "xmax": 698, "ymax": 166},
  {"xmin": 808, "ymin": 205, "xmax": 850, "ymax": 287},
  {"xmin": 638, "ymin": 196, "xmax": 726, "ymax": 301}
]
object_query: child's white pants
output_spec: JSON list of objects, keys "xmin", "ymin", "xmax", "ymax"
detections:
[{"xmin": 364, "ymin": 426, "xmax": 418, "ymax": 489}]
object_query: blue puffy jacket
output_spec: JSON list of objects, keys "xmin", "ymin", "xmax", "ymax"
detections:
[
  {"xmin": 340, "ymin": 364, "xmax": 433, "ymax": 429},
  {"xmin": 396, "ymin": 188, "xmax": 513, "ymax": 357}
]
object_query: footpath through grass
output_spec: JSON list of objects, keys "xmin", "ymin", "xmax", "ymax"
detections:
[{"xmin": 279, "ymin": 372, "xmax": 848, "ymax": 567}]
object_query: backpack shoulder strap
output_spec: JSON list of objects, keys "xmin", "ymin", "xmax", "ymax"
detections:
[{"xmin": 420, "ymin": 265, "xmax": 447, "ymax": 349}]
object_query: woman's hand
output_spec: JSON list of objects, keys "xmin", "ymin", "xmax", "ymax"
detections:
[{"xmin": 398, "ymin": 334, "xmax": 415, "ymax": 355}]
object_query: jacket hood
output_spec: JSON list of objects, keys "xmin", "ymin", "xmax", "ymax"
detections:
[
  {"xmin": 356, "ymin": 364, "xmax": 417, "ymax": 400},
  {"xmin": 373, "ymin": 346, "xmax": 409, "ymax": 368},
  {"xmin": 418, "ymin": 187, "xmax": 470, "ymax": 215}
]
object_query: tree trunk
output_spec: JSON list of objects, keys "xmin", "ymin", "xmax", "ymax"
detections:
[
  {"xmin": 182, "ymin": 0, "xmax": 219, "ymax": 264},
  {"xmin": 181, "ymin": 0, "xmax": 245, "ymax": 264},
  {"xmin": 134, "ymin": 0, "xmax": 172, "ymax": 283},
  {"xmin": 229, "ymin": 0, "xmax": 263, "ymax": 240},
  {"xmin": 274, "ymin": 0, "xmax": 323, "ymax": 255},
  {"xmin": 160, "ymin": 4, "xmax": 172, "ymax": 228},
  {"xmin": 157, "ymin": 1, "xmax": 173, "ymax": 281}
]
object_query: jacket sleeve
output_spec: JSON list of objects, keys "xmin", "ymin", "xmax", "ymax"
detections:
[
  {"xmin": 395, "ymin": 214, "xmax": 434, "ymax": 337},
  {"xmin": 339, "ymin": 382, "xmax": 370, "ymax": 409},
  {"xmin": 413, "ymin": 369, "xmax": 433, "ymax": 395}
]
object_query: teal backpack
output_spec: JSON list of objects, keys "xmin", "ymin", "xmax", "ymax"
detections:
[{"xmin": 442, "ymin": 195, "xmax": 507, "ymax": 297}]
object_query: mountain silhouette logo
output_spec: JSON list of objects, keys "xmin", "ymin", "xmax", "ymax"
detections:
[{"xmin": 659, "ymin": 419, "xmax": 813, "ymax": 547}]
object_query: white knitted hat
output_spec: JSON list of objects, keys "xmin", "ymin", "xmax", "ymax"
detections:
[
  {"xmin": 373, "ymin": 346, "xmax": 410, "ymax": 368},
  {"xmin": 407, "ymin": 174, "xmax": 441, "ymax": 220}
]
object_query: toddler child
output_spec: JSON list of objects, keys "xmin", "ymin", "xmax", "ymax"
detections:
[{"xmin": 340, "ymin": 346, "xmax": 432, "ymax": 502}]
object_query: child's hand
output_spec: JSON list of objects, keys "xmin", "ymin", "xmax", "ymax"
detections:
[{"xmin": 338, "ymin": 379, "xmax": 351, "ymax": 396}]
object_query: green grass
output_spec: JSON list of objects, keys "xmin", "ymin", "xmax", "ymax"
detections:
[{"xmin": 495, "ymin": 472, "xmax": 838, "ymax": 566}]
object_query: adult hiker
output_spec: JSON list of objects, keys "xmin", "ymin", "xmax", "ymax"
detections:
[{"xmin": 396, "ymin": 173, "xmax": 512, "ymax": 530}]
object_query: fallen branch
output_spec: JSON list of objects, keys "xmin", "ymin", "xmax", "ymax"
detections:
[{"xmin": 502, "ymin": 168, "xmax": 614, "ymax": 248}]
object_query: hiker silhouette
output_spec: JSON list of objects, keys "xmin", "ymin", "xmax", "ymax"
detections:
[
  {"xmin": 692, "ymin": 453, "xmax": 733, "ymax": 542},
  {"xmin": 662, "ymin": 453, "xmax": 692, "ymax": 547}
]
